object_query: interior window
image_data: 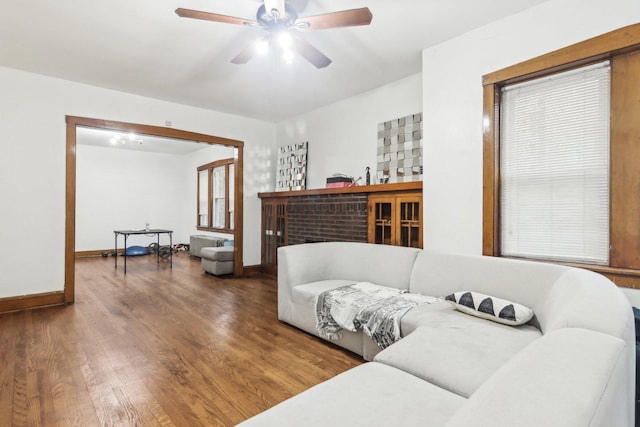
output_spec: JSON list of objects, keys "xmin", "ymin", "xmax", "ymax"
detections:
[
  {"xmin": 197, "ymin": 158, "xmax": 234, "ymax": 231},
  {"xmin": 482, "ymin": 24, "xmax": 640, "ymax": 280},
  {"xmin": 499, "ymin": 62, "xmax": 610, "ymax": 265}
]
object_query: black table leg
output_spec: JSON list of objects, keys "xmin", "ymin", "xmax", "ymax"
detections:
[
  {"xmin": 170, "ymin": 232, "xmax": 173, "ymax": 269},
  {"xmin": 124, "ymin": 234, "xmax": 128, "ymax": 274},
  {"xmin": 114, "ymin": 232, "xmax": 118, "ymax": 269}
]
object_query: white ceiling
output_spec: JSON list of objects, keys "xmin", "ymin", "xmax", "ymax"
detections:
[
  {"xmin": 0, "ymin": 0, "xmax": 549, "ymax": 122},
  {"xmin": 76, "ymin": 126, "xmax": 209, "ymax": 155}
]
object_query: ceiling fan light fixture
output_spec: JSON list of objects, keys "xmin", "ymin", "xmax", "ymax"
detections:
[
  {"xmin": 282, "ymin": 49, "xmax": 294, "ymax": 64},
  {"xmin": 255, "ymin": 37, "xmax": 270, "ymax": 55},
  {"xmin": 176, "ymin": 2, "xmax": 373, "ymax": 69},
  {"xmin": 277, "ymin": 32, "xmax": 293, "ymax": 49},
  {"xmin": 110, "ymin": 134, "xmax": 144, "ymax": 145}
]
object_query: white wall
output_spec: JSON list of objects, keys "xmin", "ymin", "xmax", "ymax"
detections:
[
  {"xmin": 421, "ymin": 0, "xmax": 640, "ymax": 255},
  {"xmin": 0, "ymin": 66, "xmax": 274, "ymax": 298},
  {"xmin": 76, "ymin": 145, "xmax": 183, "ymax": 251},
  {"xmin": 76, "ymin": 143, "xmax": 235, "ymax": 252},
  {"xmin": 276, "ymin": 73, "xmax": 422, "ymax": 189}
]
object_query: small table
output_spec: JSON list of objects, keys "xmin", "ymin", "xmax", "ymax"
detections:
[{"xmin": 114, "ymin": 229, "xmax": 173, "ymax": 274}]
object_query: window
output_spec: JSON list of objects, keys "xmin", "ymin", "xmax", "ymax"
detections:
[
  {"xmin": 500, "ymin": 62, "xmax": 610, "ymax": 265},
  {"xmin": 483, "ymin": 24, "xmax": 640, "ymax": 283},
  {"xmin": 197, "ymin": 158, "xmax": 234, "ymax": 231}
]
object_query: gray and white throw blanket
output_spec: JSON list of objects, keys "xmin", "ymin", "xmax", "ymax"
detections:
[{"xmin": 315, "ymin": 282, "xmax": 438, "ymax": 349}]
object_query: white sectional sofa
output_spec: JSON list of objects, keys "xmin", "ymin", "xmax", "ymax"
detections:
[
  {"xmin": 238, "ymin": 242, "xmax": 635, "ymax": 427},
  {"xmin": 189, "ymin": 234, "xmax": 227, "ymax": 257}
]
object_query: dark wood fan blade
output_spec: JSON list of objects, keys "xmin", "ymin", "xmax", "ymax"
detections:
[
  {"xmin": 231, "ymin": 43, "xmax": 257, "ymax": 64},
  {"xmin": 296, "ymin": 7, "xmax": 372, "ymax": 31},
  {"xmin": 175, "ymin": 8, "xmax": 257, "ymax": 27},
  {"xmin": 291, "ymin": 35, "xmax": 331, "ymax": 68}
]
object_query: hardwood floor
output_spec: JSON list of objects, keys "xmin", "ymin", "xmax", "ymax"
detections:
[{"xmin": 0, "ymin": 253, "xmax": 363, "ymax": 426}]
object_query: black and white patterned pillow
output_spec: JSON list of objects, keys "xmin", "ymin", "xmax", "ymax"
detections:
[{"xmin": 445, "ymin": 291, "xmax": 534, "ymax": 326}]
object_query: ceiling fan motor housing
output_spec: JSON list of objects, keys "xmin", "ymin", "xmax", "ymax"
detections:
[{"xmin": 256, "ymin": 3, "xmax": 298, "ymax": 30}]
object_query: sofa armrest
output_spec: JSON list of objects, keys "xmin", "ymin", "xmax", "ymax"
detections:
[
  {"xmin": 445, "ymin": 328, "xmax": 631, "ymax": 427},
  {"xmin": 277, "ymin": 244, "xmax": 328, "ymax": 321},
  {"xmin": 277, "ymin": 243, "xmax": 421, "ymax": 322}
]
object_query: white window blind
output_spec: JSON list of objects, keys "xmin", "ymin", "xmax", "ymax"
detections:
[
  {"xmin": 500, "ymin": 61, "xmax": 610, "ymax": 265},
  {"xmin": 212, "ymin": 166, "xmax": 226, "ymax": 228}
]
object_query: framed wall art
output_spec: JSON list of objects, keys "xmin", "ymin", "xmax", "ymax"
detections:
[
  {"xmin": 277, "ymin": 141, "xmax": 308, "ymax": 191},
  {"xmin": 377, "ymin": 113, "xmax": 423, "ymax": 183}
]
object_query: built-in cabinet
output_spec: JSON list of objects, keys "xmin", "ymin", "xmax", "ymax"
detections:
[
  {"xmin": 367, "ymin": 192, "xmax": 422, "ymax": 248},
  {"xmin": 260, "ymin": 198, "xmax": 287, "ymax": 276},
  {"xmin": 258, "ymin": 182, "xmax": 422, "ymax": 274}
]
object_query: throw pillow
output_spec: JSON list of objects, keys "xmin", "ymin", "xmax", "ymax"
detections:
[{"xmin": 445, "ymin": 291, "xmax": 534, "ymax": 326}]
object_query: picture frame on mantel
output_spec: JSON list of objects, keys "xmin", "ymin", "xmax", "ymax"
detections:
[{"xmin": 276, "ymin": 141, "xmax": 308, "ymax": 191}]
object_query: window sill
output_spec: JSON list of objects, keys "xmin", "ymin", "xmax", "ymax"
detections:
[
  {"xmin": 197, "ymin": 226, "xmax": 234, "ymax": 234},
  {"xmin": 503, "ymin": 256, "xmax": 640, "ymax": 288}
]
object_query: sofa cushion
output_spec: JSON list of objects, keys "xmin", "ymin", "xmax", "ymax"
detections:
[
  {"xmin": 236, "ymin": 362, "xmax": 465, "ymax": 427},
  {"xmin": 200, "ymin": 246, "xmax": 234, "ymax": 261},
  {"xmin": 401, "ymin": 300, "xmax": 487, "ymax": 336},
  {"xmin": 445, "ymin": 328, "xmax": 628, "ymax": 427},
  {"xmin": 189, "ymin": 234, "xmax": 227, "ymax": 257},
  {"xmin": 375, "ymin": 321, "xmax": 541, "ymax": 398},
  {"xmin": 445, "ymin": 291, "xmax": 534, "ymax": 326},
  {"xmin": 291, "ymin": 280, "xmax": 355, "ymax": 306}
]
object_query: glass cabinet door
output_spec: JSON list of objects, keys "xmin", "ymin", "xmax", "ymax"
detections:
[
  {"xmin": 398, "ymin": 197, "xmax": 422, "ymax": 248},
  {"xmin": 262, "ymin": 203, "xmax": 276, "ymax": 266},
  {"xmin": 276, "ymin": 203, "xmax": 287, "ymax": 248},
  {"xmin": 261, "ymin": 199, "xmax": 288, "ymax": 274},
  {"xmin": 372, "ymin": 200, "xmax": 394, "ymax": 245},
  {"xmin": 368, "ymin": 191, "xmax": 422, "ymax": 248}
]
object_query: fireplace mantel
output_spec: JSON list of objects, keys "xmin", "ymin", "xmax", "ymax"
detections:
[{"xmin": 258, "ymin": 181, "xmax": 422, "ymax": 199}]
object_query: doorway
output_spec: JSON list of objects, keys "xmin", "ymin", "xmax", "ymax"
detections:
[{"xmin": 64, "ymin": 116, "xmax": 244, "ymax": 303}]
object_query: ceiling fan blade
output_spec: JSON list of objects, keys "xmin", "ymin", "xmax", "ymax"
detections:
[
  {"xmin": 231, "ymin": 43, "xmax": 258, "ymax": 64},
  {"xmin": 175, "ymin": 8, "xmax": 257, "ymax": 27},
  {"xmin": 296, "ymin": 7, "xmax": 372, "ymax": 31},
  {"xmin": 291, "ymin": 35, "xmax": 331, "ymax": 69}
]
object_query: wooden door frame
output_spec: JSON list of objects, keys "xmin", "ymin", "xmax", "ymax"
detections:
[{"xmin": 65, "ymin": 116, "xmax": 245, "ymax": 303}]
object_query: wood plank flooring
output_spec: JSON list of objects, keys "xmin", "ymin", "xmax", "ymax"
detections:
[{"xmin": 0, "ymin": 253, "xmax": 363, "ymax": 426}]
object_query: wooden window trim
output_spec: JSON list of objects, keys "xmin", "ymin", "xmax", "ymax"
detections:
[
  {"xmin": 482, "ymin": 23, "xmax": 640, "ymax": 86},
  {"xmin": 197, "ymin": 158, "xmax": 234, "ymax": 233},
  {"xmin": 482, "ymin": 23, "xmax": 640, "ymax": 281}
]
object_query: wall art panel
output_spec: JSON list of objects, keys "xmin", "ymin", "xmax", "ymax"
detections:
[
  {"xmin": 377, "ymin": 113, "xmax": 423, "ymax": 183},
  {"xmin": 277, "ymin": 141, "xmax": 308, "ymax": 191}
]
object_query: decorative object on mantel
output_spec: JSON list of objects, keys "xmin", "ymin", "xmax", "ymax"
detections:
[
  {"xmin": 277, "ymin": 141, "xmax": 308, "ymax": 191},
  {"xmin": 326, "ymin": 174, "xmax": 355, "ymax": 188},
  {"xmin": 377, "ymin": 113, "xmax": 423, "ymax": 183}
]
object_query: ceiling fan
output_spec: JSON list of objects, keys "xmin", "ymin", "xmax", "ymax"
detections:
[{"xmin": 175, "ymin": 1, "xmax": 373, "ymax": 69}]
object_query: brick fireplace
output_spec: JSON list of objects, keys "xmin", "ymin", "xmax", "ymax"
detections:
[
  {"xmin": 287, "ymin": 193, "xmax": 368, "ymax": 245},
  {"xmin": 258, "ymin": 182, "xmax": 423, "ymax": 274}
]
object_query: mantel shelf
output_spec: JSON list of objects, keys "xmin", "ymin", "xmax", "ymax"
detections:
[{"xmin": 258, "ymin": 181, "xmax": 422, "ymax": 199}]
